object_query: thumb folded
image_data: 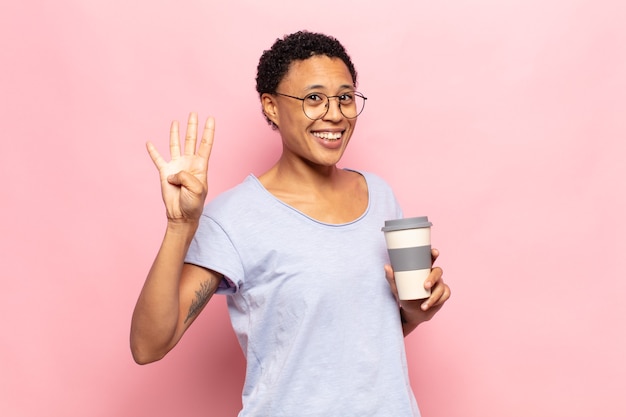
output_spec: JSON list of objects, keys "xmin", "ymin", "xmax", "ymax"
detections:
[{"xmin": 167, "ymin": 171, "xmax": 203, "ymax": 194}]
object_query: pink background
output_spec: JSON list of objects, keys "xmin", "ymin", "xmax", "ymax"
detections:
[{"xmin": 1, "ymin": 1, "xmax": 624, "ymax": 416}]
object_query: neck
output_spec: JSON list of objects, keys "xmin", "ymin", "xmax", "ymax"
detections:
[{"xmin": 259, "ymin": 157, "xmax": 345, "ymax": 193}]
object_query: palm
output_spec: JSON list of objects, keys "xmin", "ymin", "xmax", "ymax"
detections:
[
  {"xmin": 147, "ymin": 113, "xmax": 215, "ymax": 221},
  {"xmin": 157, "ymin": 153, "xmax": 207, "ymax": 219}
]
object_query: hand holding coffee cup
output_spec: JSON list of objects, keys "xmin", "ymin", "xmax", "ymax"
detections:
[{"xmin": 382, "ymin": 216, "xmax": 433, "ymax": 300}]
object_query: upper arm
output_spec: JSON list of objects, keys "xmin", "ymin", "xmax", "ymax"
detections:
[{"xmin": 177, "ymin": 263, "xmax": 224, "ymax": 334}]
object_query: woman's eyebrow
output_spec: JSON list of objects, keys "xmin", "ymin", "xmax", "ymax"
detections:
[{"xmin": 303, "ymin": 83, "xmax": 355, "ymax": 91}]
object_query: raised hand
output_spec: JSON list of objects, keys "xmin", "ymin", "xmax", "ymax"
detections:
[{"xmin": 146, "ymin": 113, "xmax": 215, "ymax": 223}]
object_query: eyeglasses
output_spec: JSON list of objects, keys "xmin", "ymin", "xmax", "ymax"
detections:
[{"xmin": 274, "ymin": 91, "xmax": 367, "ymax": 120}]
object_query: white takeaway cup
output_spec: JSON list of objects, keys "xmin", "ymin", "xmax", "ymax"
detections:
[{"xmin": 382, "ymin": 216, "xmax": 433, "ymax": 300}]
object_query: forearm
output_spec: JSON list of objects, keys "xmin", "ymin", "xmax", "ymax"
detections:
[{"xmin": 130, "ymin": 221, "xmax": 198, "ymax": 363}]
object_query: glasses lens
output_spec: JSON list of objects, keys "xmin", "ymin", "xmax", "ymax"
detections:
[
  {"xmin": 302, "ymin": 92, "xmax": 366, "ymax": 120},
  {"xmin": 338, "ymin": 92, "xmax": 365, "ymax": 119},
  {"xmin": 302, "ymin": 93, "xmax": 328, "ymax": 120}
]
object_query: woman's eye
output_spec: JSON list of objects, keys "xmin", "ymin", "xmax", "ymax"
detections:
[
  {"xmin": 339, "ymin": 93, "xmax": 354, "ymax": 102},
  {"xmin": 305, "ymin": 94, "xmax": 327, "ymax": 107}
]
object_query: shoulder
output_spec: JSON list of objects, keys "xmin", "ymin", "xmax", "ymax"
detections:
[
  {"xmin": 203, "ymin": 175, "xmax": 268, "ymax": 219},
  {"xmin": 347, "ymin": 169, "xmax": 402, "ymax": 217},
  {"xmin": 346, "ymin": 169, "xmax": 394, "ymax": 193}
]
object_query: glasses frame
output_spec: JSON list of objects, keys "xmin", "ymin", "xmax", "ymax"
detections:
[{"xmin": 273, "ymin": 91, "xmax": 367, "ymax": 120}]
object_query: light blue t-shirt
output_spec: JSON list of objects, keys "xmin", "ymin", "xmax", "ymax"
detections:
[{"xmin": 185, "ymin": 170, "xmax": 420, "ymax": 417}]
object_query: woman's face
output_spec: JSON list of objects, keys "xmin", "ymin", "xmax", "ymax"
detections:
[{"xmin": 263, "ymin": 55, "xmax": 358, "ymax": 169}]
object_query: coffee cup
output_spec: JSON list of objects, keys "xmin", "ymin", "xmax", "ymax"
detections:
[{"xmin": 382, "ymin": 216, "xmax": 433, "ymax": 300}]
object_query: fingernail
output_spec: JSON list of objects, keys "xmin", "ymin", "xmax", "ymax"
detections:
[{"xmin": 421, "ymin": 302, "xmax": 429, "ymax": 310}]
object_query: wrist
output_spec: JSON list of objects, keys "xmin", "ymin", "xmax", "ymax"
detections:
[
  {"xmin": 399, "ymin": 305, "xmax": 425, "ymax": 336},
  {"xmin": 165, "ymin": 218, "xmax": 200, "ymax": 236},
  {"xmin": 399, "ymin": 301, "xmax": 426, "ymax": 324}
]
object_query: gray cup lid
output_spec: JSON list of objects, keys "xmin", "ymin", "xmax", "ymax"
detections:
[{"xmin": 382, "ymin": 216, "xmax": 432, "ymax": 232}]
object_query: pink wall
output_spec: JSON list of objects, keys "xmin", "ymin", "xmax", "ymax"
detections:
[{"xmin": 1, "ymin": 1, "xmax": 624, "ymax": 416}]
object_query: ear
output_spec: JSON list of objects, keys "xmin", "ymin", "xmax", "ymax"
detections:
[{"xmin": 261, "ymin": 93, "xmax": 280, "ymax": 127}]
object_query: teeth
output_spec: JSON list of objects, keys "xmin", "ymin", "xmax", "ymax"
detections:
[{"xmin": 313, "ymin": 132, "xmax": 342, "ymax": 140}]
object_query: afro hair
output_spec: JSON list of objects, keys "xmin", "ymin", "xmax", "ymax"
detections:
[{"xmin": 255, "ymin": 31, "xmax": 358, "ymax": 128}]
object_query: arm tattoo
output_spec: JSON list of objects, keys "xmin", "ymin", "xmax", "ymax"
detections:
[{"xmin": 184, "ymin": 279, "xmax": 214, "ymax": 324}]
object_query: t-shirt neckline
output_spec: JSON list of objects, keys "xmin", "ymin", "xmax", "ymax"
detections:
[{"xmin": 246, "ymin": 169, "xmax": 371, "ymax": 227}]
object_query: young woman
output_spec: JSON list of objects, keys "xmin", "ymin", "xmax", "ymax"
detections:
[{"xmin": 131, "ymin": 31, "xmax": 450, "ymax": 417}]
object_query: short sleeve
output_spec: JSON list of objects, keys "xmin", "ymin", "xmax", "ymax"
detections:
[{"xmin": 184, "ymin": 213, "xmax": 244, "ymax": 294}]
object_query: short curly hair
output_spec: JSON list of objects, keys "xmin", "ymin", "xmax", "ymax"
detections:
[{"xmin": 255, "ymin": 31, "xmax": 358, "ymax": 128}]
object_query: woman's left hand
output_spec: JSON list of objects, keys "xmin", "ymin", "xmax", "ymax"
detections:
[{"xmin": 384, "ymin": 248, "xmax": 451, "ymax": 335}]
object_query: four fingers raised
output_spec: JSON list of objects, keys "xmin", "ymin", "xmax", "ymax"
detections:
[{"xmin": 148, "ymin": 113, "xmax": 215, "ymax": 165}]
